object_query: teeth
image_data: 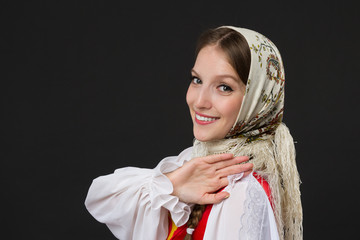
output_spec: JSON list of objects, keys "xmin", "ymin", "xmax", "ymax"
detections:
[{"xmin": 196, "ymin": 114, "xmax": 217, "ymax": 121}]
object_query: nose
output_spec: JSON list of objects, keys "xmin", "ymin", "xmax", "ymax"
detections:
[{"xmin": 194, "ymin": 87, "xmax": 212, "ymax": 110}]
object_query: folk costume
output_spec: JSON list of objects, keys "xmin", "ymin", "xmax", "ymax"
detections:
[{"xmin": 85, "ymin": 26, "xmax": 302, "ymax": 240}]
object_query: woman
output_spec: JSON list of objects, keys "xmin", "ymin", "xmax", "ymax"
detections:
[{"xmin": 85, "ymin": 26, "xmax": 303, "ymax": 240}]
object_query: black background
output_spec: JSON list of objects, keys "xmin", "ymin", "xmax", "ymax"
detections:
[{"xmin": 2, "ymin": 1, "xmax": 359, "ymax": 239}]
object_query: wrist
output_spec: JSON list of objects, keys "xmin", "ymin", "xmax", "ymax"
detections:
[{"xmin": 165, "ymin": 171, "xmax": 181, "ymax": 198}]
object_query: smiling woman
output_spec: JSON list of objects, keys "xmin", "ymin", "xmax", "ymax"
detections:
[
  {"xmin": 85, "ymin": 26, "xmax": 302, "ymax": 240},
  {"xmin": 187, "ymin": 44, "xmax": 246, "ymax": 141}
]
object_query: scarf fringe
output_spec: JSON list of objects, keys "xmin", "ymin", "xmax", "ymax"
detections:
[{"xmin": 273, "ymin": 123, "xmax": 303, "ymax": 240}]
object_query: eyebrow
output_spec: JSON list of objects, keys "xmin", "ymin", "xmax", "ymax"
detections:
[{"xmin": 191, "ymin": 69, "xmax": 240, "ymax": 82}]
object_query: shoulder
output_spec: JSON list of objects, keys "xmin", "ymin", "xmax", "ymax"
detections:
[
  {"xmin": 155, "ymin": 146, "xmax": 193, "ymax": 173},
  {"xmin": 162, "ymin": 146, "xmax": 193, "ymax": 163},
  {"xmin": 177, "ymin": 146, "xmax": 193, "ymax": 159}
]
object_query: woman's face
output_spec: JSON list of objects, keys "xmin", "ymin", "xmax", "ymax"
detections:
[{"xmin": 186, "ymin": 45, "xmax": 246, "ymax": 141}]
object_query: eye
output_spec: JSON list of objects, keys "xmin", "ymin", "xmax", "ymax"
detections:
[
  {"xmin": 191, "ymin": 76, "xmax": 202, "ymax": 85},
  {"xmin": 218, "ymin": 84, "xmax": 233, "ymax": 92}
]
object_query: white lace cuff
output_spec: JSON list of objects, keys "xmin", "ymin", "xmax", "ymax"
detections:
[{"xmin": 149, "ymin": 158, "xmax": 191, "ymax": 227}]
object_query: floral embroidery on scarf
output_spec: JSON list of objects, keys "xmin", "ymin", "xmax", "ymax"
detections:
[
  {"xmin": 266, "ymin": 54, "xmax": 284, "ymax": 84},
  {"xmin": 225, "ymin": 29, "xmax": 285, "ymax": 140}
]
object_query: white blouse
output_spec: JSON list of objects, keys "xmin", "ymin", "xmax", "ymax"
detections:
[{"xmin": 85, "ymin": 147, "xmax": 279, "ymax": 240}]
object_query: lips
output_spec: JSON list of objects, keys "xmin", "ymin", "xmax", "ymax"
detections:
[{"xmin": 195, "ymin": 112, "xmax": 219, "ymax": 125}]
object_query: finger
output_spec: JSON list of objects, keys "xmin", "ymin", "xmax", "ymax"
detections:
[
  {"xmin": 214, "ymin": 156, "xmax": 249, "ymax": 170},
  {"xmin": 216, "ymin": 162, "xmax": 253, "ymax": 178},
  {"xmin": 202, "ymin": 153, "xmax": 234, "ymax": 164},
  {"xmin": 235, "ymin": 155, "xmax": 250, "ymax": 163},
  {"xmin": 199, "ymin": 191, "xmax": 230, "ymax": 205},
  {"xmin": 243, "ymin": 169, "xmax": 253, "ymax": 177},
  {"xmin": 205, "ymin": 177, "xmax": 229, "ymax": 195},
  {"xmin": 218, "ymin": 176, "xmax": 229, "ymax": 188}
]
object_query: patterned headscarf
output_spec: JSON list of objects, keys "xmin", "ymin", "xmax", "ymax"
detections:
[
  {"xmin": 192, "ymin": 26, "xmax": 303, "ymax": 240},
  {"xmin": 225, "ymin": 27, "xmax": 284, "ymax": 140}
]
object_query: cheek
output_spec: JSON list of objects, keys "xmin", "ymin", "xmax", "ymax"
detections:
[
  {"xmin": 221, "ymin": 97, "xmax": 243, "ymax": 122},
  {"xmin": 186, "ymin": 86, "xmax": 194, "ymax": 107}
]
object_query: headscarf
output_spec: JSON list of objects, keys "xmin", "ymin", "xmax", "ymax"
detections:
[{"xmin": 192, "ymin": 26, "xmax": 303, "ymax": 240}]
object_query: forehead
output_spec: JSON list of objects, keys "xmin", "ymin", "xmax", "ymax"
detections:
[{"xmin": 193, "ymin": 45, "xmax": 238, "ymax": 78}]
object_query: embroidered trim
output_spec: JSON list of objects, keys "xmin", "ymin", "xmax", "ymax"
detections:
[{"xmin": 239, "ymin": 176, "xmax": 268, "ymax": 239}]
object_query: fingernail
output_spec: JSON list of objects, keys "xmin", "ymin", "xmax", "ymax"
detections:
[{"xmin": 224, "ymin": 194, "xmax": 230, "ymax": 199}]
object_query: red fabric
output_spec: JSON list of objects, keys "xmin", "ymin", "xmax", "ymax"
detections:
[
  {"xmin": 169, "ymin": 223, "xmax": 186, "ymax": 240},
  {"xmin": 168, "ymin": 214, "xmax": 172, "ymax": 235},
  {"xmin": 253, "ymin": 172, "xmax": 273, "ymax": 207},
  {"xmin": 168, "ymin": 172, "xmax": 272, "ymax": 240},
  {"xmin": 169, "ymin": 205, "xmax": 213, "ymax": 240},
  {"xmin": 192, "ymin": 204, "xmax": 213, "ymax": 239}
]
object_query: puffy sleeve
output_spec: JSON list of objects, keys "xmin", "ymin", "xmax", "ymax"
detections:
[{"xmin": 84, "ymin": 147, "xmax": 193, "ymax": 240}]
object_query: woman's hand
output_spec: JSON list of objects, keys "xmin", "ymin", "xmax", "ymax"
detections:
[{"xmin": 165, "ymin": 153, "xmax": 252, "ymax": 205}]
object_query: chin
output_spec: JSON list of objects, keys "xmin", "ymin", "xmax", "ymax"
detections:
[{"xmin": 193, "ymin": 131, "xmax": 223, "ymax": 142}]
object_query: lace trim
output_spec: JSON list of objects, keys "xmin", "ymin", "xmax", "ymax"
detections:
[{"xmin": 239, "ymin": 176, "xmax": 268, "ymax": 239}]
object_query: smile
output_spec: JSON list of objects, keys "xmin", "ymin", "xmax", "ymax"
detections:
[{"xmin": 195, "ymin": 112, "xmax": 219, "ymax": 125}]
